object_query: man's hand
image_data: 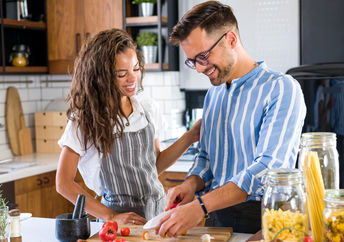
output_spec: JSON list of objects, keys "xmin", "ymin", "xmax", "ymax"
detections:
[
  {"xmin": 155, "ymin": 200, "xmax": 204, "ymax": 237},
  {"xmin": 164, "ymin": 183, "xmax": 195, "ymax": 211}
]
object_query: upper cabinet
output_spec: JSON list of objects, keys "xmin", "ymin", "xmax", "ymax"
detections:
[
  {"xmin": 0, "ymin": 0, "xmax": 48, "ymax": 74},
  {"xmin": 46, "ymin": 0, "xmax": 123, "ymax": 74},
  {"xmin": 123, "ymin": 0, "xmax": 179, "ymax": 71}
]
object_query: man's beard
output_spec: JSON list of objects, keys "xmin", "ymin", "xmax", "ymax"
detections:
[{"xmin": 209, "ymin": 64, "xmax": 232, "ymax": 86}]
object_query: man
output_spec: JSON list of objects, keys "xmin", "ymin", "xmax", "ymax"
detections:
[{"xmin": 155, "ymin": 1, "xmax": 306, "ymax": 236}]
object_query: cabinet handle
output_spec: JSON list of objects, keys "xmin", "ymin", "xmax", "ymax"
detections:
[
  {"xmin": 43, "ymin": 176, "xmax": 49, "ymax": 184},
  {"xmin": 165, "ymin": 178, "xmax": 184, "ymax": 182},
  {"xmin": 85, "ymin": 32, "xmax": 90, "ymax": 41},
  {"xmin": 37, "ymin": 178, "xmax": 43, "ymax": 186},
  {"xmin": 75, "ymin": 33, "xmax": 81, "ymax": 56}
]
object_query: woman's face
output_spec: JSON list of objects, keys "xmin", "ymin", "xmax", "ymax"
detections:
[{"xmin": 115, "ymin": 48, "xmax": 141, "ymax": 97}]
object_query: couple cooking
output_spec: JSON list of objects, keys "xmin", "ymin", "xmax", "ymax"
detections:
[{"xmin": 56, "ymin": 1, "xmax": 306, "ymax": 236}]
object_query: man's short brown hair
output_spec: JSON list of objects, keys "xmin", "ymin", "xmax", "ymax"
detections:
[{"xmin": 169, "ymin": 1, "xmax": 238, "ymax": 46}]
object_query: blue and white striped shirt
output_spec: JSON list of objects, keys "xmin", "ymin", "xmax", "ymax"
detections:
[{"xmin": 187, "ymin": 62, "xmax": 306, "ymax": 201}]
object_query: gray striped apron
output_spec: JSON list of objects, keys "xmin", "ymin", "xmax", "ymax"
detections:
[{"xmin": 100, "ymin": 111, "xmax": 166, "ymax": 220}]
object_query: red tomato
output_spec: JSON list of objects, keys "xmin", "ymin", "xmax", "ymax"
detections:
[
  {"xmin": 114, "ymin": 239, "xmax": 126, "ymax": 242},
  {"xmin": 304, "ymin": 237, "xmax": 313, "ymax": 242},
  {"xmin": 102, "ymin": 221, "xmax": 118, "ymax": 232},
  {"xmin": 120, "ymin": 227, "xmax": 130, "ymax": 236},
  {"xmin": 99, "ymin": 225, "xmax": 117, "ymax": 241}
]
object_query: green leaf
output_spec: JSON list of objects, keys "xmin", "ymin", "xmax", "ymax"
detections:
[{"xmin": 136, "ymin": 32, "xmax": 158, "ymax": 46}]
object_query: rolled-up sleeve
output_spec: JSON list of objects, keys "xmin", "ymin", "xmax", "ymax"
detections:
[{"xmin": 229, "ymin": 76, "xmax": 306, "ymax": 198}]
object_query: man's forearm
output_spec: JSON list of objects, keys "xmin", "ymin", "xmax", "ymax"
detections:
[
  {"xmin": 201, "ymin": 182, "xmax": 248, "ymax": 213},
  {"xmin": 185, "ymin": 175, "xmax": 205, "ymax": 194}
]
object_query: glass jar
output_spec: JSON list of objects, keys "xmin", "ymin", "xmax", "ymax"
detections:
[
  {"xmin": 9, "ymin": 45, "xmax": 30, "ymax": 67},
  {"xmin": 299, "ymin": 132, "xmax": 339, "ymax": 189},
  {"xmin": 323, "ymin": 189, "xmax": 344, "ymax": 242},
  {"xmin": 262, "ymin": 168, "xmax": 308, "ymax": 241}
]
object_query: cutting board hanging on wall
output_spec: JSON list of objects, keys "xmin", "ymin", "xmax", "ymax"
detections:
[
  {"xmin": 18, "ymin": 113, "xmax": 33, "ymax": 155},
  {"xmin": 5, "ymin": 86, "xmax": 32, "ymax": 155}
]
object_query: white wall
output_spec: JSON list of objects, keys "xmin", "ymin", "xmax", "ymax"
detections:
[
  {"xmin": 179, "ymin": 0, "xmax": 300, "ymax": 90},
  {"xmin": 0, "ymin": 72, "xmax": 185, "ymax": 160}
]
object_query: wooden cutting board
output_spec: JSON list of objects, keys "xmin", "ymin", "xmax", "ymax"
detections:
[
  {"xmin": 88, "ymin": 225, "xmax": 233, "ymax": 242},
  {"xmin": 18, "ymin": 113, "xmax": 33, "ymax": 155},
  {"xmin": 6, "ymin": 87, "xmax": 23, "ymax": 155}
]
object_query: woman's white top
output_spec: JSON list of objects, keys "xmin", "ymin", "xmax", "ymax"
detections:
[{"xmin": 58, "ymin": 94, "xmax": 166, "ymax": 195}]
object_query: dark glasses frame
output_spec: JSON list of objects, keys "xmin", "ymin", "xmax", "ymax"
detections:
[{"xmin": 185, "ymin": 32, "xmax": 227, "ymax": 69}]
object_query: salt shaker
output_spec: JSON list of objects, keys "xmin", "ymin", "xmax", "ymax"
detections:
[{"xmin": 8, "ymin": 209, "xmax": 21, "ymax": 242}]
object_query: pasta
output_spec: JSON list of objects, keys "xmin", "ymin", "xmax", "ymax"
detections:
[
  {"xmin": 302, "ymin": 151, "xmax": 325, "ymax": 242},
  {"xmin": 262, "ymin": 208, "xmax": 308, "ymax": 241}
]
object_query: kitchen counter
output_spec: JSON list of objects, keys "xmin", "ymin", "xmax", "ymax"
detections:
[
  {"xmin": 21, "ymin": 217, "xmax": 253, "ymax": 242},
  {"xmin": 0, "ymin": 153, "xmax": 193, "ymax": 183},
  {"xmin": 0, "ymin": 153, "xmax": 60, "ymax": 183}
]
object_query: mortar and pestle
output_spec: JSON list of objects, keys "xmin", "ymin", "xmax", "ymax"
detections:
[{"xmin": 55, "ymin": 194, "xmax": 90, "ymax": 242}]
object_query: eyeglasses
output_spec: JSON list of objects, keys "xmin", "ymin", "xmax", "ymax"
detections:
[{"xmin": 185, "ymin": 33, "xmax": 227, "ymax": 70}]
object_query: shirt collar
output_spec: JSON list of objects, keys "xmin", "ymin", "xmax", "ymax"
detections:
[
  {"xmin": 230, "ymin": 61, "xmax": 265, "ymax": 86},
  {"xmin": 130, "ymin": 95, "xmax": 145, "ymax": 115}
]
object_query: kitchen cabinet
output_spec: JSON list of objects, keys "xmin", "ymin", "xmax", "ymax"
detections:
[
  {"xmin": 46, "ymin": 0, "xmax": 123, "ymax": 74},
  {"xmin": 159, "ymin": 171, "xmax": 186, "ymax": 193},
  {"xmin": 0, "ymin": 0, "xmax": 48, "ymax": 73},
  {"xmin": 15, "ymin": 170, "xmax": 97, "ymax": 218},
  {"xmin": 123, "ymin": 0, "xmax": 179, "ymax": 71}
]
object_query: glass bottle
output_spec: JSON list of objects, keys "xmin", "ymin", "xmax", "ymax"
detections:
[
  {"xmin": 298, "ymin": 132, "xmax": 339, "ymax": 189},
  {"xmin": 8, "ymin": 209, "xmax": 21, "ymax": 242},
  {"xmin": 262, "ymin": 168, "xmax": 308, "ymax": 241},
  {"xmin": 323, "ymin": 189, "xmax": 344, "ymax": 242}
]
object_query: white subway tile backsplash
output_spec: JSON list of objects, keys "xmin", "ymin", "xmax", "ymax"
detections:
[
  {"xmin": 163, "ymin": 71, "xmax": 179, "ymax": 86},
  {"xmin": 0, "ymin": 103, "xmax": 4, "ymax": 118},
  {"xmin": 143, "ymin": 72, "xmax": 164, "ymax": 86},
  {"xmin": 28, "ymin": 88, "xmax": 41, "ymax": 101},
  {"xmin": 18, "ymin": 88, "xmax": 29, "ymax": 102},
  {"xmin": 0, "ymin": 90, "xmax": 6, "ymax": 104},
  {"xmin": 152, "ymin": 86, "xmax": 184, "ymax": 100},
  {"xmin": 41, "ymin": 88, "xmax": 64, "ymax": 100},
  {"xmin": 164, "ymin": 99, "xmax": 185, "ymax": 113},
  {"xmin": 22, "ymin": 101, "xmax": 37, "ymax": 114}
]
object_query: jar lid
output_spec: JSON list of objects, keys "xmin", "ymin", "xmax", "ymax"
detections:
[
  {"xmin": 324, "ymin": 189, "xmax": 344, "ymax": 205},
  {"xmin": 300, "ymin": 132, "xmax": 336, "ymax": 146},
  {"xmin": 266, "ymin": 168, "xmax": 303, "ymax": 185}
]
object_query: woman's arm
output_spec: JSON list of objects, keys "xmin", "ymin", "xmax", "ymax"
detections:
[
  {"xmin": 56, "ymin": 146, "xmax": 147, "ymax": 224},
  {"xmin": 155, "ymin": 119, "xmax": 201, "ymax": 174}
]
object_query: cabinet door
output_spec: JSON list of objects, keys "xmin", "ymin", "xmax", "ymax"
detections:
[
  {"xmin": 83, "ymin": 0, "xmax": 123, "ymax": 40},
  {"xmin": 159, "ymin": 172, "xmax": 187, "ymax": 193},
  {"xmin": 46, "ymin": 0, "xmax": 82, "ymax": 74},
  {"xmin": 15, "ymin": 171, "xmax": 74, "ymax": 218}
]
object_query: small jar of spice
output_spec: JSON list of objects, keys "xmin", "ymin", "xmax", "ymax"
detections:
[
  {"xmin": 8, "ymin": 209, "xmax": 21, "ymax": 242},
  {"xmin": 323, "ymin": 189, "xmax": 344, "ymax": 242}
]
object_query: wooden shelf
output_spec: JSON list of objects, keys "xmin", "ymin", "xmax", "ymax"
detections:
[
  {"xmin": 145, "ymin": 63, "xmax": 168, "ymax": 70},
  {"xmin": 1, "ymin": 66, "xmax": 48, "ymax": 73},
  {"xmin": 126, "ymin": 16, "xmax": 167, "ymax": 25},
  {"xmin": 2, "ymin": 18, "xmax": 46, "ymax": 30}
]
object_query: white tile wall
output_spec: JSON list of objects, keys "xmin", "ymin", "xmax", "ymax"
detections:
[{"xmin": 0, "ymin": 72, "xmax": 185, "ymax": 159}]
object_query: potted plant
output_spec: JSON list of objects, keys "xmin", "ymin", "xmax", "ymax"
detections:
[
  {"xmin": 132, "ymin": 0, "xmax": 157, "ymax": 17},
  {"xmin": 0, "ymin": 188, "xmax": 8, "ymax": 242},
  {"xmin": 136, "ymin": 31, "xmax": 158, "ymax": 64}
]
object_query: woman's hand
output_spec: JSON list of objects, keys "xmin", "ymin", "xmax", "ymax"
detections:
[
  {"xmin": 188, "ymin": 119, "xmax": 202, "ymax": 143},
  {"xmin": 111, "ymin": 212, "xmax": 147, "ymax": 225}
]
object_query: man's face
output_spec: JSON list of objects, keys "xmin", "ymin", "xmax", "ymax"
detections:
[{"xmin": 181, "ymin": 27, "xmax": 236, "ymax": 86}]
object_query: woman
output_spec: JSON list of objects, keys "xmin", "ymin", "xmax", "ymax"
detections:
[{"xmin": 56, "ymin": 28, "xmax": 200, "ymax": 224}]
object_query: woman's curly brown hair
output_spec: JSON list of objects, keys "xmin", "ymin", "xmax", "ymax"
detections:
[{"xmin": 66, "ymin": 28, "xmax": 145, "ymax": 155}]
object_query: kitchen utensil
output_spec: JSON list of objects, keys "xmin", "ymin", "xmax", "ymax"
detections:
[
  {"xmin": 143, "ymin": 210, "xmax": 169, "ymax": 230},
  {"xmin": 88, "ymin": 225, "xmax": 233, "ymax": 241},
  {"xmin": 18, "ymin": 114, "xmax": 33, "ymax": 155},
  {"xmin": 55, "ymin": 213, "xmax": 90, "ymax": 242},
  {"xmin": 72, "ymin": 194, "xmax": 86, "ymax": 219},
  {"xmin": 6, "ymin": 87, "xmax": 23, "ymax": 156}
]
